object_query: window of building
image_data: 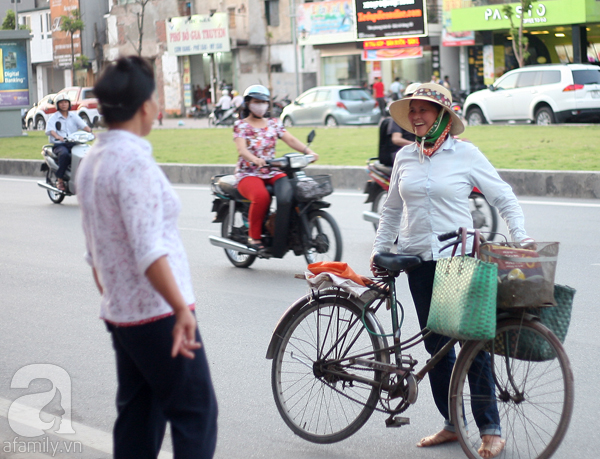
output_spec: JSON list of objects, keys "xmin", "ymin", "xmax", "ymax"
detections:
[
  {"xmin": 321, "ymin": 55, "xmax": 367, "ymax": 86},
  {"xmin": 265, "ymin": 0, "xmax": 280, "ymax": 27},
  {"xmin": 45, "ymin": 12, "xmax": 51, "ymax": 38},
  {"xmin": 270, "ymin": 63, "xmax": 283, "ymax": 73},
  {"xmin": 228, "ymin": 7, "xmax": 236, "ymax": 28}
]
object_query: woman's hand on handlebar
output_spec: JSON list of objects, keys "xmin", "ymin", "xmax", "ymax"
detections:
[
  {"xmin": 308, "ymin": 151, "xmax": 319, "ymax": 162},
  {"xmin": 252, "ymin": 156, "xmax": 267, "ymax": 167}
]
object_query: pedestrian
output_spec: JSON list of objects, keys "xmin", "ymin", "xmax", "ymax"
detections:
[
  {"xmin": 158, "ymin": 110, "xmax": 163, "ymax": 126},
  {"xmin": 443, "ymin": 75, "xmax": 451, "ymax": 90},
  {"xmin": 389, "ymin": 77, "xmax": 403, "ymax": 101},
  {"xmin": 76, "ymin": 55, "xmax": 218, "ymax": 459},
  {"xmin": 373, "ymin": 77, "xmax": 386, "ymax": 117},
  {"xmin": 372, "ymin": 83, "xmax": 535, "ymax": 459}
]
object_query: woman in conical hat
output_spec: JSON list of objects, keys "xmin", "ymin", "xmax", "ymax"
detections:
[{"xmin": 371, "ymin": 83, "xmax": 535, "ymax": 459}]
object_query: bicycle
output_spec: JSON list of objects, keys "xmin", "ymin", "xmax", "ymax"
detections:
[{"xmin": 266, "ymin": 229, "xmax": 574, "ymax": 459}]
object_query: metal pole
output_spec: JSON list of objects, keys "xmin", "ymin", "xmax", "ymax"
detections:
[{"xmin": 290, "ymin": 0, "xmax": 299, "ymax": 97}]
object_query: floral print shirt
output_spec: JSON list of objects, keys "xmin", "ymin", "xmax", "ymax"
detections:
[
  {"xmin": 233, "ymin": 118, "xmax": 286, "ymax": 183},
  {"xmin": 76, "ymin": 130, "xmax": 195, "ymax": 325}
]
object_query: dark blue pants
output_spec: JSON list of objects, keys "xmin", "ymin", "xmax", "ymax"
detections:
[
  {"xmin": 107, "ymin": 314, "xmax": 218, "ymax": 459},
  {"xmin": 407, "ymin": 260, "xmax": 500, "ymax": 435},
  {"xmin": 54, "ymin": 143, "xmax": 71, "ymax": 179}
]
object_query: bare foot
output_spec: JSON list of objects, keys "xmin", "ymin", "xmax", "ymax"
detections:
[
  {"xmin": 416, "ymin": 429, "xmax": 458, "ymax": 447},
  {"xmin": 478, "ymin": 435, "xmax": 505, "ymax": 459}
]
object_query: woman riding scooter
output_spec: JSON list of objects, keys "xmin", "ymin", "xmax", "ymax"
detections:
[{"xmin": 233, "ymin": 84, "xmax": 319, "ymax": 251}]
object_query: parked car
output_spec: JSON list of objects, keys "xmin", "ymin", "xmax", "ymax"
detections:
[
  {"xmin": 54, "ymin": 86, "xmax": 101, "ymax": 127},
  {"xmin": 463, "ymin": 63, "xmax": 600, "ymax": 126},
  {"xmin": 25, "ymin": 93, "xmax": 57, "ymax": 130},
  {"xmin": 280, "ymin": 86, "xmax": 381, "ymax": 127}
]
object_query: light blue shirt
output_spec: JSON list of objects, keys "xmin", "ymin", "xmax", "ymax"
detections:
[
  {"xmin": 373, "ymin": 136, "xmax": 529, "ymax": 261},
  {"xmin": 45, "ymin": 111, "xmax": 88, "ymax": 143}
]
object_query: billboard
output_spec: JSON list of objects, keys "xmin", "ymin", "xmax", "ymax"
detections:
[
  {"xmin": 297, "ymin": 0, "xmax": 356, "ymax": 46},
  {"xmin": 50, "ymin": 0, "xmax": 82, "ymax": 69},
  {"xmin": 354, "ymin": 0, "xmax": 427, "ymax": 40},
  {"xmin": 167, "ymin": 13, "xmax": 230, "ymax": 56},
  {"xmin": 0, "ymin": 39, "xmax": 30, "ymax": 107},
  {"xmin": 442, "ymin": 0, "xmax": 474, "ymax": 46},
  {"xmin": 361, "ymin": 47, "xmax": 423, "ymax": 61}
]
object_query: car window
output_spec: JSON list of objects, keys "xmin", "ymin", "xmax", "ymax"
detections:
[
  {"xmin": 540, "ymin": 71, "xmax": 561, "ymax": 85},
  {"xmin": 82, "ymin": 89, "xmax": 95, "ymax": 99},
  {"xmin": 495, "ymin": 73, "xmax": 519, "ymax": 90},
  {"xmin": 339, "ymin": 89, "xmax": 372, "ymax": 101},
  {"xmin": 516, "ymin": 71, "xmax": 538, "ymax": 88},
  {"xmin": 315, "ymin": 90, "xmax": 331, "ymax": 102},
  {"xmin": 62, "ymin": 89, "xmax": 78, "ymax": 102},
  {"xmin": 297, "ymin": 91, "xmax": 316, "ymax": 105},
  {"xmin": 573, "ymin": 69, "xmax": 600, "ymax": 85}
]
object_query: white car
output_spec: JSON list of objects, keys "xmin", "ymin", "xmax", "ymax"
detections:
[
  {"xmin": 463, "ymin": 64, "xmax": 600, "ymax": 125},
  {"xmin": 25, "ymin": 93, "xmax": 57, "ymax": 130}
]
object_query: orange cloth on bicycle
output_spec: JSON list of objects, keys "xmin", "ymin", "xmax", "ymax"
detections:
[{"xmin": 307, "ymin": 262, "xmax": 372, "ymax": 286}]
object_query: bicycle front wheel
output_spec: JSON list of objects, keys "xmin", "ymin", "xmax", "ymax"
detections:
[
  {"xmin": 271, "ymin": 297, "xmax": 383, "ymax": 443},
  {"xmin": 450, "ymin": 318, "xmax": 574, "ymax": 459}
]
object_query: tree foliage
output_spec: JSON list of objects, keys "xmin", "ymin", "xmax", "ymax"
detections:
[
  {"xmin": 2, "ymin": 9, "xmax": 28, "ymax": 30},
  {"xmin": 502, "ymin": 0, "xmax": 534, "ymax": 68},
  {"xmin": 60, "ymin": 9, "xmax": 85, "ymax": 84}
]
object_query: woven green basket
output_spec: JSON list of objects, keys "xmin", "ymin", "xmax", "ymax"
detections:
[
  {"xmin": 427, "ymin": 256, "xmax": 498, "ymax": 341},
  {"xmin": 484, "ymin": 284, "xmax": 575, "ymax": 361}
]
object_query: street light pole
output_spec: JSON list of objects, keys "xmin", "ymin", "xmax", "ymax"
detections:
[{"xmin": 290, "ymin": 0, "xmax": 299, "ymax": 97}]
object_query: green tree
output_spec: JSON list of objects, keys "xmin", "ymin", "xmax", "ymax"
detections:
[
  {"xmin": 502, "ymin": 0, "xmax": 534, "ymax": 68},
  {"xmin": 2, "ymin": 9, "xmax": 28, "ymax": 30},
  {"xmin": 60, "ymin": 9, "xmax": 85, "ymax": 85}
]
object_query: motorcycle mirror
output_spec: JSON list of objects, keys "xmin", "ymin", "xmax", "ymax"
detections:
[
  {"xmin": 307, "ymin": 130, "xmax": 316, "ymax": 144},
  {"xmin": 56, "ymin": 121, "xmax": 62, "ymax": 131}
]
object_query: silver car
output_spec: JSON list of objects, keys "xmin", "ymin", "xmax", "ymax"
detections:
[{"xmin": 280, "ymin": 86, "xmax": 381, "ymax": 127}]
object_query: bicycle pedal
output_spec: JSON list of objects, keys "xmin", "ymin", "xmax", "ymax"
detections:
[{"xmin": 385, "ymin": 416, "xmax": 410, "ymax": 428}]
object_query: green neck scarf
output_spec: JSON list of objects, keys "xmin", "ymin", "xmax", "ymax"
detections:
[{"xmin": 416, "ymin": 110, "xmax": 450, "ymax": 146}]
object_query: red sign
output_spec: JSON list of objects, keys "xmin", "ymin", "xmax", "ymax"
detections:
[{"xmin": 362, "ymin": 37, "xmax": 421, "ymax": 50}]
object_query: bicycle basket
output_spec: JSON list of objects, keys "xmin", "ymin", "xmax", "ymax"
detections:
[
  {"xmin": 480, "ymin": 241, "xmax": 559, "ymax": 309},
  {"xmin": 293, "ymin": 175, "xmax": 333, "ymax": 202},
  {"xmin": 484, "ymin": 284, "xmax": 575, "ymax": 361}
]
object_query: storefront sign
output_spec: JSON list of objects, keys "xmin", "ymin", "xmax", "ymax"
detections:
[
  {"xmin": 167, "ymin": 13, "xmax": 230, "ymax": 56},
  {"xmin": 361, "ymin": 46, "xmax": 423, "ymax": 60},
  {"xmin": 484, "ymin": 4, "xmax": 546, "ymax": 23},
  {"xmin": 297, "ymin": 0, "xmax": 356, "ymax": 45},
  {"xmin": 50, "ymin": 0, "xmax": 81, "ymax": 69},
  {"xmin": 0, "ymin": 39, "xmax": 29, "ymax": 107},
  {"xmin": 362, "ymin": 36, "xmax": 420, "ymax": 49},
  {"xmin": 354, "ymin": 0, "xmax": 427, "ymax": 40}
]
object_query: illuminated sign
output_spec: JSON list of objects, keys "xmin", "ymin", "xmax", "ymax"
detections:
[
  {"xmin": 354, "ymin": 0, "xmax": 428, "ymax": 40},
  {"xmin": 362, "ymin": 37, "xmax": 421, "ymax": 49},
  {"xmin": 0, "ymin": 40, "xmax": 29, "ymax": 107}
]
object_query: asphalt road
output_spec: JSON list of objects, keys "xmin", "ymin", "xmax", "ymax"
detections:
[{"xmin": 0, "ymin": 175, "xmax": 598, "ymax": 458}]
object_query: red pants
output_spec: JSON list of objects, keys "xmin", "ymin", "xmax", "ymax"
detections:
[{"xmin": 237, "ymin": 174, "xmax": 286, "ymax": 240}]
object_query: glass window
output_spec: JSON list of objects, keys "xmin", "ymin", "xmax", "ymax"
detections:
[
  {"xmin": 540, "ymin": 71, "xmax": 561, "ymax": 85},
  {"xmin": 516, "ymin": 71, "xmax": 538, "ymax": 88},
  {"xmin": 573, "ymin": 69, "xmax": 600, "ymax": 85},
  {"xmin": 339, "ymin": 89, "xmax": 372, "ymax": 101},
  {"xmin": 297, "ymin": 91, "xmax": 316, "ymax": 104},
  {"xmin": 315, "ymin": 90, "xmax": 331, "ymax": 102},
  {"xmin": 495, "ymin": 72, "xmax": 519, "ymax": 90},
  {"xmin": 321, "ymin": 55, "xmax": 367, "ymax": 86},
  {"xmin": 82, "ymin": 89, "xmax": 95, "ymax": 99}
]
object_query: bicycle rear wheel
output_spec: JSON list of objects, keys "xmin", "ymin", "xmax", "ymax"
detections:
[
  {"xmin": 450, "ymin": 318, "xmax": 574, "ymax": 459},
  {"xmin": 271, "ymin": 296, "xmax": 383, "ymax": 443}
]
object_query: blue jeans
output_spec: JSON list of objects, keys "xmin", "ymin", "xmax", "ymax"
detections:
[
  {"xmin": 107, "ymin": 314, "xmax": 218, "ymax": 459},
  {"xmin": 53, "ymin": 143, "xmax": 72, "ymax": 179},
  {"xmin": 407, "ymin": 260, "xmax": 501, "ymax": 436}
]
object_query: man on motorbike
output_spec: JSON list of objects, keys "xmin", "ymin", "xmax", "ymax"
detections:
[
  {"xmin": 214, "ymin": 89, "xmax": 232, "ymax": 121},
  {"xmin": 45, "ymin": 93, "xmax": 92, "ymax": 191}
]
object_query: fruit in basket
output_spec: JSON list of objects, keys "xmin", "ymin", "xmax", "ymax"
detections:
[{"xmin": 507, "ymin": 268, "xmax": 526, "ymax": 280}]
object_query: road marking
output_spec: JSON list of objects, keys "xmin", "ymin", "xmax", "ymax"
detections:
[
  {"xmin": 179, "ymin": 227, "xmax": 218, "ymax": 232},
  {"xmin": 518, "ymin": 199, "xmax": 600, "ymax": 208},
  {"xmin": 0, "ymin": 397, "xmax": 171, "ymax": 458}
]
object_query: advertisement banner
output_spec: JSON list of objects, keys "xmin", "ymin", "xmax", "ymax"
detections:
[
  {"xmin": 50, "ymin": 0, "xmax": 81, "ymax": 69},
  {"xmin": 297, "ymin": 0, "xmax": 356, "ymax": 46},
  {"xmin": 442, "ymin": 0, "xmax": 474, "ymax": 46},
  {"xmin": 167, "ymin": 13, "xmax": 230, "ymax": 56},
  {"xmin": 0, "ymin": 40, "xmax": 29, "ymax": 107},
  {"xmin": 361, "ymin": 46, "xmax": 423, "ymax": 60},
  {"xmin": 354, "ymin": 0, "xmax": 427, "ymax": 40},
  {"xmin": 362, "ymin": 36, "xmax": 421, "ymax": 49}
]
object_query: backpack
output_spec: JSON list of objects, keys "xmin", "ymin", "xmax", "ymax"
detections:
[{"xmin": 378, "ymin": 118, "xmax": 398, "ymax": 167}]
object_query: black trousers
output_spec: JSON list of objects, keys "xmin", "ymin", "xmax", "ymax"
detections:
[
  {"xmin": 54, "ymin": 143, "xmax": 72, "ymax": 179},
  {"xmin": 107, "ymin": 314, "xmax": 218, "ymax": 459}
]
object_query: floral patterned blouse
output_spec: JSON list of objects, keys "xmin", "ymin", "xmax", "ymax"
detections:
[{"xmin": 233, "ymin": 118, "xmax": 286, "ymax": 183}]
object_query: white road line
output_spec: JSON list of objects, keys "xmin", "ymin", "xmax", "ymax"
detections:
[
  {"xmin": 178, "ymin": 227, "xmax": 217, "ymax": 232},
  {"xmin": 0, "ymin": 397, "xmax": 171, "ymax": 458},
  {"xmin": 518, "ymin": 200, "xmax": 600, "ymax": 208}
]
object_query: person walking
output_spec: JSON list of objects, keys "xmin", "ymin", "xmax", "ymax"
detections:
[
  {"xmin": 389, "ymin": 77, "xmax": 403, "ymax": 101},
  {"xmin": 371, "ymin": 83, "xmax": 534, "ymax": 459},
  {"xmin": 76, "ymin": 56, "xmax": 218, "ymax": 459},
  {"xmin": 372, "ymin": 77, "xmax": 386, "ymax": 117}
]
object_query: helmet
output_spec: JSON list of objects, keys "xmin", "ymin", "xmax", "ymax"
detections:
[
  {"xmin": 243, "ymin": 84, "xmax": 270, "ymax": 102},
  {"xmin": 403, "ymin": 82, "xmax": 421, "ymax": 97},
  {"xmin": 54, "ymin": 93, "xmax": 72, "ymax": 110},
  {"xmin": 231, "ymin": 90, "xmax": 239, "ymax": 97},
  {"xmin": 221, "ymin": 89, "xmax": 229, "ymax": 96}
]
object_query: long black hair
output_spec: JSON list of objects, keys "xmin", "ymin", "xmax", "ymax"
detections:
[{"xmin": 94, "ymin": 56, "xmax": 155, "ymax": 124}]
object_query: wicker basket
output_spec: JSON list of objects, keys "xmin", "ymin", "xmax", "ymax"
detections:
[{"xmin": 293, "ymin": 175, "xmax": 333, "ymax": 202}]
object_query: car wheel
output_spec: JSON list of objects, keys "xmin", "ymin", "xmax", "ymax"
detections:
[
  {"xmin": 35, "ymin": 117, "xmax": 46, "ymax": 131},
  {"xmin": 80, "ymin": 113, "xmax": 92, "ymax": 128},
  {"xmin": 325, "ymin": 115, "xmax": 338, "ymax": 127},
  {"xmin": 283, "ymin": 116, "xmax": 293, "ymax": 127},
  {"xmin": 535, "ymin": 106, "xmax": 555, "ymax": 125},
  {"xmin": 27, "ymin": 119, "xmax": 34, "ymax": 130},
  {"xmin": 466, "ymin": 107, "xmax": 485, "ymax": 126}
]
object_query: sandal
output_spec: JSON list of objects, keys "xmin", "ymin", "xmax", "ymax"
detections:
[
  {"xmin": 56, "ymin": 178, "xmax": 65, "ymax": 191},
  {"xmin": 478, "ymin": 435, "xmax": 505, "ymax": 459},
  {"xmin": 416, "ymin": 430, "xmax": 458, "ymax": 447},
  {"xmin": 247, "ymin": 239, "xmax": 266, "ymax": 251}
]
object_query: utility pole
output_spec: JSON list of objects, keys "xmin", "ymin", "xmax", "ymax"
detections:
[
  {"xmin": 12, "ymin": 0, "xmax": 21, "ymax": 30},
  {"xmin": 289, "ymin": 0, "xmax": 299, "ymax": 97}
]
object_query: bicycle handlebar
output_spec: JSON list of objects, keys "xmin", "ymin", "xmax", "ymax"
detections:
[{"xmin": 438, "ymin": 230, "xmax": 461, "ymax": 242}]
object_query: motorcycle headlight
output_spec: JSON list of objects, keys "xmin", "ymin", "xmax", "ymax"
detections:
[{"xmin": 289, "ymin": 154, "xmax": 311, "ymax": 169}]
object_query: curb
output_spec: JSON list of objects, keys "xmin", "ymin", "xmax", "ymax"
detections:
[{"xmin": 2, "ymin": 159, "xmax": 599, "ymax": 199}]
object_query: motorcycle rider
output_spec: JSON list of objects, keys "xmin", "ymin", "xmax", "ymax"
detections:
[
  {"xmin": 45, "ymin": 93, "xmax": 92, "ymax": 191},
  {"xmin": 233, "ymin": 84, "xmax": 319, "ymax": 251},
  {"xmin": 214, "ymin": 89, "xmax": 232, "ymax": 121}
]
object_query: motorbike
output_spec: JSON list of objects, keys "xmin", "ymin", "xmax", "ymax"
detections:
[
  {"xmin": 271, "ymin": 95, "xmax": 291, "ymax": 118},
  {"xmin": 208, "ymin": 105, "xmax": 238, "ymax": 126},
  {"xmin": 362, "ymin": 157, "xmax": 498, "ymax": 238},
  {"xmin": 208, "ymin": 131, "xmax": 343, "ymax": 268},
  {"xmin": 37, "ymin": 130, "xmax": 95, "ymax": 204},
  {"xmin": 189, "ymin": 98, "xmax": 209, "ymax": 119}
]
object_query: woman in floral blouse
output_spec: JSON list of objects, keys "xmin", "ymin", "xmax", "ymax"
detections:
[{"xmin": 233, "ymin": 84, "xmax": 319, "ymax": 251}]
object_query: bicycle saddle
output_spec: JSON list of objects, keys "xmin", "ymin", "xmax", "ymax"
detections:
[{"xmin": 373, "ymin": 252, "xmax": 422, "ymax": 272}]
